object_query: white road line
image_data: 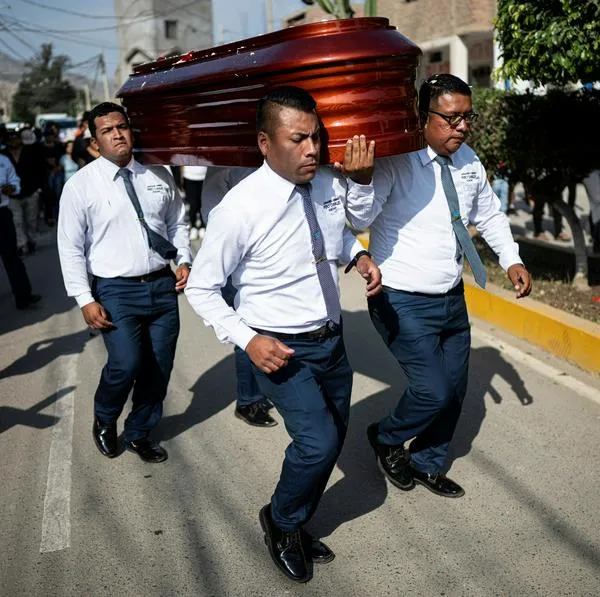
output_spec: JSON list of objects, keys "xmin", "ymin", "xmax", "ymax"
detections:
[
  {"xmin": 40, "ymin": 354, "xmax": 77, "ymax": 554},
  {"xmin": 471, "ymin": 327, "xmax": 600, "ymax": 406}
]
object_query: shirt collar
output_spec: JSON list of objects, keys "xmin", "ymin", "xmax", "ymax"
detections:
[
  {"xmin": 419, "ymin": 145, "xmax": 455, "ymax": 167},
  {"xmin": 98, "ymin": 155, "xmax": 137, "ymax": 181},
  {"xmin": 261, "ymin": 160, "xmax": 301, "ymax": 202}
]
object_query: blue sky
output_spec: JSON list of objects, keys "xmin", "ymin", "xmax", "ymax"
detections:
[{"xmin": 0, "ymin": 0, "xmax": 305, "ymax": 76}]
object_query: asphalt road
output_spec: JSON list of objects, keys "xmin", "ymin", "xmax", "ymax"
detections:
[{"xmin": 1, "ymin": 229, "xmax": 599, "ymax": 597}]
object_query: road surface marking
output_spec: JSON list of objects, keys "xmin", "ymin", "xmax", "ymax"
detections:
[
  {"xmin": 472, "ymin": 327, "xmax": 600, "ymax": 406},
  {"xmin": 40, "ymin": 354, "xmax": 77, "ymax": 553}
]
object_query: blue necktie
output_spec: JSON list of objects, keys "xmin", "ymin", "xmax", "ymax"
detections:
[
  {"xmin": 434, "ymin": 155, "xmax": 487, "ymax": 288},
  {"xmin": 118, "ymin": 168, "xmax": 178, "ymax": 260},
  {"xmin": 296, "ymin": 184, "xmax": 341, "ymax": 324}
]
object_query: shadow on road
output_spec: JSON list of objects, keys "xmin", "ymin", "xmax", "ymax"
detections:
[
  {"xmin": 0, "ymin": 385, "xmax": 74, "ymax": 434},
  {"xmin": 0, "ymin": 329, "xmax": 91, "ymax": 379},
  {"xmin": 0, "ymin": 230, "xmax": 76, "ymax": 336},
  {"xmin": 158, "ymin": 353, "xmax": 237, "ymax": 442},
  {"xmin": 311, "ymin": 310, "xmax": 533, "ymax": 536}
]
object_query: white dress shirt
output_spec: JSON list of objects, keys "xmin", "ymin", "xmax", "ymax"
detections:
[
  {"xmin": 345, "ymin": 144, "xmax": 522, "ymax": 294},
  {"xmin": 57, "ymin": 156, "xmax": 191, "ymax": 308},
  {"xmin": 0, "ymin": 154, "xmax": 20, "ymax": 208},
  {"xmin": 185, "ymin": 161, "xmax": 370, "ymax": 350}
]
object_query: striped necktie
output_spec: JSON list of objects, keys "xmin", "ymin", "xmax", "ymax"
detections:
[
  {"xmin": 296, "ymin": 183, "xmax": 341, "ymax": 324},
  {"xmin": 434, "ymin": 155, "xmax": 487, "ymax": 288}
]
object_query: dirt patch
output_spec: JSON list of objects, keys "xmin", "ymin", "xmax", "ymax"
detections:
[{"xmin": 468, "ymin": 239, "xmax": 600, "ymax": 325}]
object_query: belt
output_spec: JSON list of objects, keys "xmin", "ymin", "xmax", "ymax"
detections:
[
  {"xmin": 252, "ymin": 320, "xmax": 340, "ymax": 341},
  {"xmin": 117, "ymin": 266, "xmax": 173, "ymax": 283}
]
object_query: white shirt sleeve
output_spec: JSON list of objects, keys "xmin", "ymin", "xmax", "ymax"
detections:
[
  {"xmin": 1, "ymin": 156, "xmax": 20, "ymax": 197},
  {"xmin": 345, "ymin": 157, "xmax": 393, "ymax": 230},
  {"xmin": 470, "ymin": 165, "xmax": 522, "ymax": 271},
  {"xmin": 184, "ymin": 202, "xmax": 257, "ymax": 350},
  {"xmin": 57, "ymin": 182, "xmax": 94, "ymax": 308},
  {"xmin": 165, "ymin": 182, "xmax": 192, "ymax": 265}
]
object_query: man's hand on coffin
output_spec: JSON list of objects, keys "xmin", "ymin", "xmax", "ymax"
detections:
[{"xmin": 333, "ymin": 134, "xmax": 375, "ymax": 185}]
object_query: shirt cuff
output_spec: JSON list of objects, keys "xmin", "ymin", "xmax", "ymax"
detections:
[
  {"xmin": 230, "ymin": 324, "xmax": 258, "ymax": 352},
  {"xmin": 347, "ymin": 178, "xmax": 373, "ymax": 195},
  {"xmin": 498, "ymin": 242, "xmax": 523, "ymax": 271},
  {"xmin": 175, "ymin": 249, "xmax": 193, "ymax": 266},
  {"xmin": 75, "ymin": 291, "xmax": 95, "ymax": 308}
]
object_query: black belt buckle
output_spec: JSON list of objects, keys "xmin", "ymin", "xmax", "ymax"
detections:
[
  {"xmin": 325, "ymin": 320, "xmax": 339, "ymax": 334},
  {"xmin": 313, "ymin": 320, "xmax": 339, "ymax": 339}
]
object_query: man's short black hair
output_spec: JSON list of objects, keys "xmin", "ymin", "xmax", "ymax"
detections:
[
  {"xmin": 256, "ymin": 86, "xmax": 317, "ymax": 134},
  {"xmin": 89, "ymin": 102, "xmax": 129, "ymax": 138},
  {"xmin": 418, "ymin": 73, "xmax": 471, "ymax": 116}
]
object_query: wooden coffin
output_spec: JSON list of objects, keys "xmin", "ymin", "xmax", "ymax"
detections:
[{"xmin": 117, "ymin": 17, "xmax": 424, "ymax": 167}]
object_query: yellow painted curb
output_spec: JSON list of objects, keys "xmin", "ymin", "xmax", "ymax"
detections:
[
  {"xmin": 463, "ymin": 276, "xmax": 600, "ymax": 373},
  {"xmin": 356, "ymin": 233, "xmax": 600, "ymax": 373}
]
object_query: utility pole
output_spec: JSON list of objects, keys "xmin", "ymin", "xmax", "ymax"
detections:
[
  {"xmin": 83, "ymin": 84, "xmax": 91, "ymax": 111},
  {"xmin": 99, "ymin": 51, "xmax": 110, "ymax": 101},
  {"xmin": 265, "ymin": 0, "xmax": 273, "ymax": 32}
]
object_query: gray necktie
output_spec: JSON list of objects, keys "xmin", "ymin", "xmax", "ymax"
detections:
[
  {"xmin": 434, "ymin": 155, "xmax": 487, "ymax": 288},
  {"xmin": 118, "ymin": 168, "xmax": 178, "ymax": 260},
  {"xmin": 296, "ymin": 184, "xmax": 341, "ymax": 324}
]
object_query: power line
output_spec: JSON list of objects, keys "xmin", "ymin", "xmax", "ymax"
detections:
[
  {"xmin": 0, "ymin": 20, "xmax": 39, "ymax": 53},
  {"xmin": 0, "ymin": 35, "xmax": 27, "ymax": 61},
  {"xmin": 19, "ymin": 0, "xmax": 134, "ymax": 20}
]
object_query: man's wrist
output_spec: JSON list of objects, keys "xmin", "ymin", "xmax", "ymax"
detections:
[{"xmin": 344, "ymin": 250, "xmax": 371, "ymax": 273}]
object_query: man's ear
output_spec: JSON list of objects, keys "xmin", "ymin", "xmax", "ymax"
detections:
[
  {"xmin": 258, "ymin": 131, "xmax": 269, "ymax": 157},
  {"xmin": 419, "ymin": 111, "xmax": 428, "ymax": 129}
]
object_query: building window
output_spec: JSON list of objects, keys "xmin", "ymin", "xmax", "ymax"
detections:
[{"xmin": 165, "ymin": 20, "xmax": 178, "ymax": 40}]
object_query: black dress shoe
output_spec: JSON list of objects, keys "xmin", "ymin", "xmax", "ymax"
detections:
[
  {"xmin": 93, "ymin": 418, "xmax": 118, "ymax": 458},
  {"xmin": 302, "ymin": 530, "xmax": 335, "ymax": 564},
  {"xmin": 259, "ymin": 505, "xmax": 310, "ymax": 583},
  {"xmin": 367, "ymin": 423, "xmax": 414, "ymax": 490},
  {"xmin": 124, "ymin": 438, "xmax": 168, "ymax": 463},
  {"xmin": 411, "ymin": 468, "xmax": 465, "ymax": 498},
  {"xmin": 16, "ymin": 294, "xmax": 42, "ymax": 310},
  {"xmin": 235, "ymin": 400, "xmax": 277, "ymax": 427}
]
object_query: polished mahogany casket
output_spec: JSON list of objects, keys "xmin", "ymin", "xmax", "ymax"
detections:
[{"xmin": 117, "ymin": 17, "xmax": 424, "ymax": 167}]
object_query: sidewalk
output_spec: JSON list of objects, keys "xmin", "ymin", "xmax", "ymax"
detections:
[{"xmin": 356, "ymin": 225, "xmax": 600, "ymax": 374}]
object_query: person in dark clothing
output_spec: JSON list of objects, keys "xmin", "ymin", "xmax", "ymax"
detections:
[
  {"xmin": 0, "ymin": 153, "xmax": 42, "ymax": 309},
  {"xmin": 41, "ymin": 127, "xmax": 65, "ymax": 225},
  {"xmin": 72, "ymin": 111, "xmax": 99, "ymax": 168},
  {"xmin": 3, "ymin": 131, "xmax": 46, "ymax": 254}
]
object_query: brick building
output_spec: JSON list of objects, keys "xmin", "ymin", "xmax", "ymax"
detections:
[
  {"xmin": 114, "ymin": 0, "xmax": 213, "ymax": 86},
  {"xmin": 284, "ymin": 0, "xmax": 499, "ymax": 87}
]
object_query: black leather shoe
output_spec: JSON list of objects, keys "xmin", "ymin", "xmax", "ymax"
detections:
[
  {"xmin": 367, "ymin": 423, "xmax": 414, "ymax": 490},
  {"xmin": 259, "ymin": 505, "xmax": 310, "ymax": 583},
  {"xmin": 411, "ymin": 468, "xmax": 465, "ymax": 498},
  {"xmin": 93, "ymin": 418, "xmax": 118, "ymax": 458},
  {"xmin": 124, "ymin": 438, "xmax": 168, "ymax": 463},
  {"xmin": 16, "ymin": 293, "xmax": 42, "ymax": 310},
  {"xmin": 302, "ymin": 530, "xmax": 335, "ymax": 564},
  {"xmin": 235, "ymin": 400, "xmax": 277, "ymax": 427}
]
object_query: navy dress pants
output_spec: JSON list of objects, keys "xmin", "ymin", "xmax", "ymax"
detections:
[
  {"xmin": 251, "ymin": 330, "xmax": 352, "ymax": 532},
  {"xmin": 368, "ymin": 281, "xmax": 470, "ymax": 474},
  {"xmin": 0, "ymin": 207, "xmax": 32, "ymax": 304},
  {"xmin": 92, "ymin": 273, "xmax": 180, "ymax": 441}
]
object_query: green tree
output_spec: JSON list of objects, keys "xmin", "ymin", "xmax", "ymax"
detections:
[
  {"xmin": 469, "ymin": 87, "xmax": 600, "ymax": 287},
  {"xmin": 301, "ymin": 0, "xmax": 355, "ymax": 19},
  {"xmin": 11, "ymin": 43, "xmax": 77, "ymax": 124},
  {"xmin": 495, "ymin": 0, "xmax": 600, "ymax": 87},
  {"xmin": 492, "ymin": 0, "xmax": 600, "ymax": 287}
]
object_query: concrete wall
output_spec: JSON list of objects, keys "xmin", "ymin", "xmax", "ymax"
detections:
[{"xmin": 115, "ymin": 0, "xmax": 212, "ymax": 86}]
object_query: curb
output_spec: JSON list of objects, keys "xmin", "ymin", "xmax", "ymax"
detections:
[{"xmin": 356, "ymin": 233, "xmax": 600, "ymax": 374}]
